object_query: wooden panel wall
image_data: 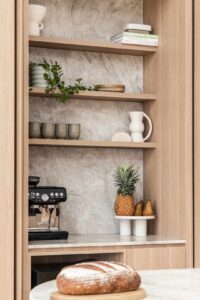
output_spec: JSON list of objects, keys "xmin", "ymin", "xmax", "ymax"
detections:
[
  {"xmin": 16, "ymin": 0, "xmax": 29, "ymax": 299},
  {"xmin": 143, "ymin": 0, "xmax": 193, "ymax": 267},
  {"xmin": 0, "ymin": 0, "xmax": 15, "ymax": 299},
  {"xmin": 194, "ymin": 0, "xmax": 200, "ymax": 267},
  {"xmin": 126, "ymin": 245, "xmax": 186, "ymax": 270}
]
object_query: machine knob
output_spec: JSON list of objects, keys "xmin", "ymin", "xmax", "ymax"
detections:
[
  {"xmin": 55, "ymin": 193, "xmax": 59, "ymax": 197},
  {"xmin": 36, "ymin": 192, "xmax": 40, "ymax": 197},
  {"xmin": 41, "ymin": 193, "xmax": 49, "ymax": 202},
  {"xmin": 60, "ymin": 192, "xmax": 64, "ymax": 197},
  {"xmin": 50, "ymin": 192, "xmax": 54, "ymax": 197}
]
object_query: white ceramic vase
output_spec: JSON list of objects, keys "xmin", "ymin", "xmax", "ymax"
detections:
[
  {"xmin": 31, "ymin": 66, "xmax": 48, "ymax": 88},
  {"xmin": 129, "ymin": 111, "xmax": 152, "ymax": 142},
  {"xmin": 29, "ymin": 4, "xmax": 47, "ymax": 36}
]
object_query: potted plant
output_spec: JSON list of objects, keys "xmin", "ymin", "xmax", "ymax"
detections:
[{"xmin": 29, "ymin": 59, "xmax": 98, "ymax": 103}]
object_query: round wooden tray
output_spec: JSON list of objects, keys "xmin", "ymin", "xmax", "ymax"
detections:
[{"xmin": 51, "ymin": 289, "xmax": 146, "ymax": 300}]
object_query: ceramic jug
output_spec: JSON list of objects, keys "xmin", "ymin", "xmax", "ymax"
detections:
[
  {"xmin": 129, "ymin": 111, "xmax": 152, "ymax": 142},
  {"xmin": 29, "ymin": 4, "xmax": 46, "ymax": 36}
]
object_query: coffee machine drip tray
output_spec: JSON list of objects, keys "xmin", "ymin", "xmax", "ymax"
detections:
[{"xmin": 29, "ymin": 230, "xmax": 68, "ymax": 241}]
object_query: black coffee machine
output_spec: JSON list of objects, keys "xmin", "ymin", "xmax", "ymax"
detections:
[{"xmin": 28, "ymin": 176, "xmax": 68, "ymax": 241}]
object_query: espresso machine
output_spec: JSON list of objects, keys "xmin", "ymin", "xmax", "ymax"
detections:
[{"xmin": 28, "ymin": 176, "xmax": 68, "ymax": 241}]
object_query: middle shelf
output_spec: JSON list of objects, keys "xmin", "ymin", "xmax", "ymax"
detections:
[
  {"xmin": 29, "ymin": 139, "xmax": 156, "ymax": 149},
  {"xmin": 29, "ymin": 87, "xmax": 157, "ymax": 103}
]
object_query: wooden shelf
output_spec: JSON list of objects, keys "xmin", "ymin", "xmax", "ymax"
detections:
[
  {"xmin": 29, "ymin": 87, "xmax": 156, "ymax": 103},
  {"xmin": 29, "ymin": 35, "xmax": 157, "ymax": 56},
  {"xmin": 29, "ymin": 139, "xmax": 156, "ymax": 149}
]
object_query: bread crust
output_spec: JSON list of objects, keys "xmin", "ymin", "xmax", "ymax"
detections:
[{"xmin": 56, "ymin": 261, "xmax": 141, "ymax": 295}]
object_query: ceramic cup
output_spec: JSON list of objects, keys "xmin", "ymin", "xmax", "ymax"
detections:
[
  {"xmin": 41, "ymin": 123, "xmax": 55, "ymax": 139},
  {"xmin": 29, "ymin": 122, "xmax": 41, "ymax": 138},
  {"xmin": 55, "ymin": 124, "xmax": 68, "ymax": 139},
  {"xmin": 68, "ymin": 124, "xmax": 81, "ymax": 140},
  {"xmin": 29, "ymin": 4, "xmax": 46, "ymax": 36}
]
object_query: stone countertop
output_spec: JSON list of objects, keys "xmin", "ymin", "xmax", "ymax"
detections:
[
  {"xmin": 28, "ymin": 234, "xmax": 186, "ymax": 249},
  {"xmin": 30, "ymin": 269, "xmax": 200, "ymax": 300}
]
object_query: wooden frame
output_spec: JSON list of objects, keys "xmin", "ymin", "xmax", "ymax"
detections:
[
  {"xmin": 15, "ymin": 0, "xmax": 194, "ymax": 298},
  {"xmin": 194, "ymin": 0, "xmax": 200, "ymax": 267},
  {"xmin": 143, "ymin": 0, "xmax": 193, "ymax": 266},
  {"xmin": 0, "ymin": 0, "xmax": 15, "ymax": 299},
  {"xmin": 16, "ymin": 0, "xmax": 29, "ymax": 299}
]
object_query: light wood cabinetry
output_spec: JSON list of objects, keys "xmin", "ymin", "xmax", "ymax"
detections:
[
  {"xmin": 0, "ymin": 0, "xmax": 15, "ymax": 299},
  {"xmin": 143, "ymin": 0, "xmax": 193, "ymax": 266},
  {"xmin": 194, "ymin": 0, "xmax": 200, "ymax": 267},
  {"xmin": 15, "ymin": 0, "xmax": 193, "ymax": 299},
  {"xmin": 126, "ymin": 245, "xmax": 186, "ymax": 270}
]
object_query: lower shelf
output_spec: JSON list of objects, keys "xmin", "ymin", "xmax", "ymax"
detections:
[{"xmin": 29, "ymin": 139, "xmax": 156, "ymax": 149}]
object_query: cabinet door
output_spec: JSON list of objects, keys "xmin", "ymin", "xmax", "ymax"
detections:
[{"xmin": 126, "ymin": 245, "xmax": 186, "ymax": 270}]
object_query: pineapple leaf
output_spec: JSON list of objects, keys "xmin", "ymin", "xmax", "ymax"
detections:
[{"xmin": 114, "ymin": 165, "xmax": 139, "ymax": 196}]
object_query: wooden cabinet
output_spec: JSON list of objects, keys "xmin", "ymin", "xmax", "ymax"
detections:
[
  {"xmin": 15, "ymin": 0, "xmax": 193, "ymax": 299},
  {"xmin": 126, "ymin": 245, "xmax": 186, "ymax": 270},
  {"xmin": 0, "ymin": 0, "xmax": 15, "ymax": 299}
]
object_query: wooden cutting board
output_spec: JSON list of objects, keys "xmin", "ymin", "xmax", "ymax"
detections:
[{"xmin": 51, "ymin": 289, "xmax": 146, "ymax": 300}]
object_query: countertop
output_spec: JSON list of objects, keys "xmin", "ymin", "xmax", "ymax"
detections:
[
  {"xmin": 28, "ymin": 234, "xmax": 186, "ymax": 249},
  {"xmin": 30, "ymin": 269, "xmax": 200, "ymax": 300}
]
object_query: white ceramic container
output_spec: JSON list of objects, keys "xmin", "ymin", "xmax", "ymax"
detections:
[
  {"xmin": 29, "ymin": 4, "xmax": 46, "ymax": 36},
  {"xmin": 129, "ymin": 111, "xmax": 152, "ymax": 142}
]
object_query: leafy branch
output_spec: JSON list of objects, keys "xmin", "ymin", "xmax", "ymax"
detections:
[{"xmin": 29, "ymin": 59, "xmax": 98, "ymax": 103}]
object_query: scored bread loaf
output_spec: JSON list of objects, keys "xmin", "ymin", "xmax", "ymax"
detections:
[{"xmin": 56, "ymin": 261, "xmax": 141, "ymax": 295}]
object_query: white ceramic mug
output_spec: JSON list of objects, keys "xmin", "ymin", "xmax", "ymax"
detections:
[
  {"xmin": 29, "ymin": 4, "xmax": 46, "ymax": 36},
  {"xmin": 129, "ymin": 111, "xmax": 153, "ymax": 142},
  {"xmin": 29, "ymin": 21, "xmax": 44, "ymax": 36}
]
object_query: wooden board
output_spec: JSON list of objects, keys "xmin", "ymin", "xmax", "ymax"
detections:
[
  {"xmin": 143, "ymin": 0, "xmax": 193, "ymax": 267},
  {"xmin": 0, "ymin": 0, "xmax": 15, "ymax": 300},
  {"xmin": 194, "ymin": 0, "xmax": 200, "ymax": 267},
  {"xmin": 51, "ymin": 289, "xmax": 146, "ymax": 300},
  {"xmin": 29, "ymin": 35, "xmax": 157, "ymax": 56},
  {"xmin": 29, "ymin": 87, "xmax": 156, "ymax": 103},
  {"xmin": 29, "ymin": 139, "xmax": 156, "ymax": 149}
]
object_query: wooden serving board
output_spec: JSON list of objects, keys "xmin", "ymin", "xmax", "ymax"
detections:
[{"xmin": 51, "ymin": 289, "xmax": 146, "ymax": 300}]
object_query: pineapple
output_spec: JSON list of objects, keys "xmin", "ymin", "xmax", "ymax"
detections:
[{"xmin": 114, "ymin": 166, "xmax": 139, "ymax": 216}]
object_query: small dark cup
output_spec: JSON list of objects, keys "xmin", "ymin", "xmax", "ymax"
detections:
[
  {"xmin": 41, "ymin": 123, "xmax": 55, "ymax": 139},
  {"xmin": 55, "ymin": 124, "xmax": 68, "ymax": 139},
  {"xmin": 29, "ymin": 122, "xmax": 41, "ymax": 138},
  {"xmin": 68, "ymin": 124, "xmax": 81, "ymax": 140}
]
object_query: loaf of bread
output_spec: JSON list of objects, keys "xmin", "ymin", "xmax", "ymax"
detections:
[{"xmin": 56, "ymin": 261, "xmax": 141, "ymax": 295}]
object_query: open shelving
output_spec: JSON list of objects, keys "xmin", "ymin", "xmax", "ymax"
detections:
[
  {"xmin": 29, "ymin": 87, "xmax": 157, "ymax": 103},
  {"xmin": 15, "ymin": 0, "xmax": 194, "ymax": 299},
  {"xmin": 29, "ymin": 139, "xmax": 156, "ymax": 149},
  {"xmin": 29, "ymin": 35, "xmax": 157, "ymax": 56}
]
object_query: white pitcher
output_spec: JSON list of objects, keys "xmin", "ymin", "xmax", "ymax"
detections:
[
  {"xmin": 29, "ymin": 4, "xmax": 46, "ymax": 36},
  {"xmin": 129, "ymin": 111, "xmax": 152, "ymax": 142}
]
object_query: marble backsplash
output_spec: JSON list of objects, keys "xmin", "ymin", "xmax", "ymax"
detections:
[{"xmin": 29, "ymin": 0, "xmax": 144, "ymax": 234}]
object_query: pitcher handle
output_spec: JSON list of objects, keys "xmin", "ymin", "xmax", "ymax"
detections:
[
  {"xmin": 39, "ymin": 23, "xmax": 44, "ymax": 30},
  {"xmin": 143, "ymin": 113, "xmax": 153, "ymax": 142}
]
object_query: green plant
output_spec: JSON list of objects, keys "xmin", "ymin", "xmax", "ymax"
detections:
[
  {"xmin": 114, "ymin": 165, "xmax": 139, "ymax": 197},
  {"xmin": 29, "ymin": 59, "xmax": 98, "ymax": 103}
]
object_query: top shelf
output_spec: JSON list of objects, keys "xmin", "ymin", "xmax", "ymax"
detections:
[{"xmin": 29, "ymin": 36, "xmax": 157, "ymax": 56}]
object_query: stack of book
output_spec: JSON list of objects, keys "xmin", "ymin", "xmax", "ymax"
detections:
[{"xmin": 111, "ymin": 24, "xmax": 158, "ymax": 47}]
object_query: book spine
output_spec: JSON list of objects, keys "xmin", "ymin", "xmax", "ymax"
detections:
[
  {"xmin": 111, "ymin": 32, "xmax": 158, "ymax": 41},
  {"xmin": 112, "ymin": 37, "xmax": 159, "ymax": 46}
]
